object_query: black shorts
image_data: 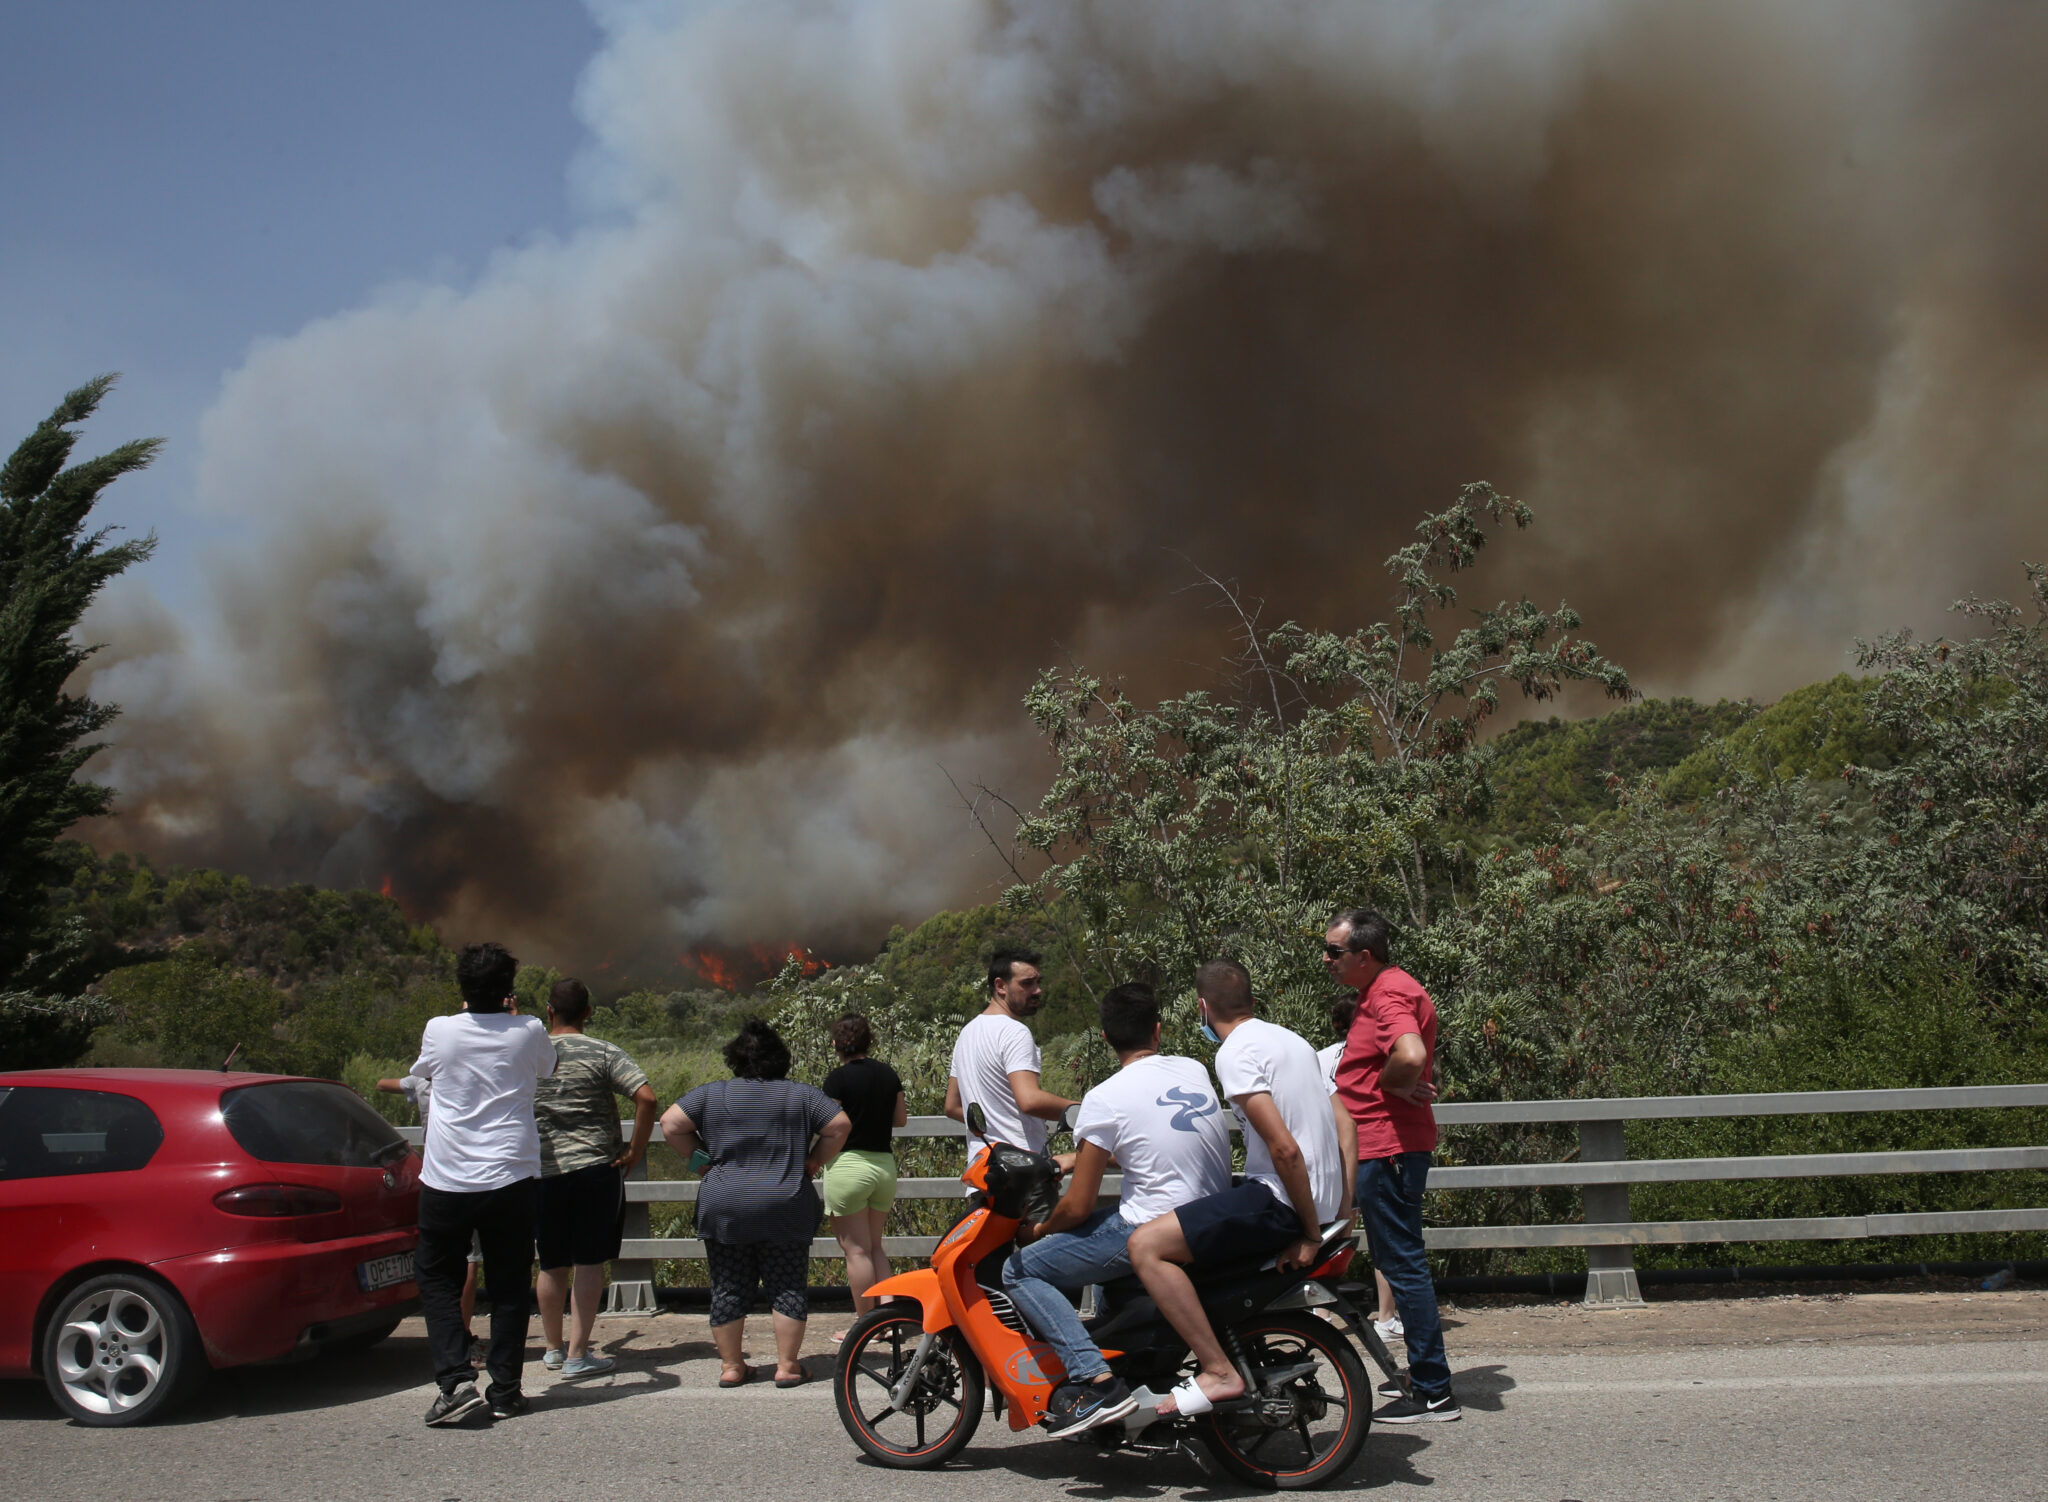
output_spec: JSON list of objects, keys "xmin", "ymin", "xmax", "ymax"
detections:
[
  {"xmin": 1175, "ymin": 1180, "xmax": 1304, "ymax": 1268},
  {"xmin": 534, "ymin": 1161, "xmax": 626, "ymax": 1269}
]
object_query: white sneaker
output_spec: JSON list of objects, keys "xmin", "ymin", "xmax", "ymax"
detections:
[
  {"xmin": 1373, "ymin": 1316, "xmax": 1404, "ymax": 1341},
  {"xmin": 542, "ymin": 1347, "xmax": 567, "ymax": 1371}
]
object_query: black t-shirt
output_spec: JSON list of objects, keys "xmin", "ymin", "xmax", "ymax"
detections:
[{"xmin": 823, "ymin": 1057, "xmax": 903, "ymax": 1154}]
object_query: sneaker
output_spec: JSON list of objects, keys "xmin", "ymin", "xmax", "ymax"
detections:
[
  {"xmin": 1373, "ymin": 1315, "xmax": 1404, "ymax": 1341},
  {"xmin": 1041, "ymin": 1377, "xmax": 1138, "ymax": 1438},
  {"xmin": 1377, "ymin": 1376, "xmax": 1407, "ymax": 1400},
  {"xmin": 487, "ymin": 1391, "xmax": 531, "ymax": 1420},
  {"xmin": 542, "ymin": 1347, "xmax": 566, "ymax": 1372},
  {"xmin": 425, "ymin": 1382, "xmax": 487, "ymax": 1427},
  {"xmin": 1374, "ymin": 1389, "xmax": 1461, "ymax": 1424},
  {"xmin": 560, "ymin": 1353, "xmax": 616, "ymax": 1379}
]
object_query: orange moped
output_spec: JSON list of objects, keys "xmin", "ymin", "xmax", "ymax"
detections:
[{"xmin": 832, "ymin": 1106, "xmax": 1388, "ymax": 1489}]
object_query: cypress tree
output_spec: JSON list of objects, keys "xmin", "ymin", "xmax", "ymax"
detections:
[{"xmin": 0, "ymin": 376, "xmax": 159, "ymax": 1065}]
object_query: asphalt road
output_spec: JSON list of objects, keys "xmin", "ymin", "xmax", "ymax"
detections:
[{"xmin": 6, "ymin": 1294, "xmax": 2046, "ymax": 1502}]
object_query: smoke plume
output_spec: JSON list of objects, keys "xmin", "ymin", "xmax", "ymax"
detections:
[{"xmin": 79, "ymin": 1, "xmax": 2048, "ymax": 976}]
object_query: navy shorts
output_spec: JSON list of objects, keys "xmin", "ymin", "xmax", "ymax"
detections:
[
  {"xmin": 1175, "ymin": 1180, "xmax": 1305, "ymax": 1268},
  {"xmin": 534, "ymin": 1161, "xmax": 626, "ymax": 1269}
]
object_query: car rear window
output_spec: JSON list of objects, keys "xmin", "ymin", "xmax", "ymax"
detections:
[
  {"xmin": 0, "ymin": 1086, "xmax": 165, "ymax": 1180},
  {"xmin": 221, "ymin": 1081, "xmax": 409, "ymax": 1169}
]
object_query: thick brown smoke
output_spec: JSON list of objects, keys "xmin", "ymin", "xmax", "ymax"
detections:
[{"xmin": 80, "ymin": 1, "xmax": 2048, "ymax": 977}]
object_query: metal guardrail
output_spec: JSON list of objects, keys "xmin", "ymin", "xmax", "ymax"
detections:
[{"xmin": 396, "ymin": 1082, "xmax": 2048, "ymax": 1310}]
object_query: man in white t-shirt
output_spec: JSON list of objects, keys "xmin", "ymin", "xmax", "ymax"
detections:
[
  {"xmin": 1002, "ymin": 982, "xmax": 1230, "ymax": 1438},
  {"xmin": 410, "ymin": 941, "xmax": 556, "ymax": 1427},
  {"xmin": 1128, "ymin": 958, "xmax": 1357, "ymax": 1417},
  {"xmin": 944, "ymin": 946, "xmax": 1076, "ymax": 1158}
]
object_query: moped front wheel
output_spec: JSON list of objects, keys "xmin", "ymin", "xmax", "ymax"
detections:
[{"xmin": 835, "ymin": 1304, "xmax": 984, "ymax": 1468}]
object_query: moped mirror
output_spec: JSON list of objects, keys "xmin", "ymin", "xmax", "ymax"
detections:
[
  {"xmin": 1058, "ymin": 1103, "xmax": 1082, "ymax": 1134},
  {"xmin": 965, "ymin": 1101, "xmax": 988, "ymax": 1140}
]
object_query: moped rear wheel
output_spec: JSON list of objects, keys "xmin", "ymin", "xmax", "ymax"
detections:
[
  {"xmin": 835, "ymin": 1305, "xmax": 984, "ymax": 1468},
  {"xmin": 1198, "ymin": 1311, "xmax": 1370, "ymax": 1490}
]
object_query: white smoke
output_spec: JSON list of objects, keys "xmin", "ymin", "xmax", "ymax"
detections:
[{"xmin": 79, "ymin": 1, "xmax": 2048, "ymax": 971}]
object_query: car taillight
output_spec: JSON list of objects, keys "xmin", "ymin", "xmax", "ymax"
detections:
[{"xmin": 213, "ymin": 1183, "xmax": 344, "ymax": 1217}]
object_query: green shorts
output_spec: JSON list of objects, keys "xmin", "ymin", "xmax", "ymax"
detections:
[{"xmin": 822, "ymin": 1148, "xmax": 899, "ymax": 1216}]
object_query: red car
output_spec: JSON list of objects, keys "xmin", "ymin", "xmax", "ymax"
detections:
[{"xmin": 0, "ymin": 1068, "xmax": 421, "ymax": 1425}]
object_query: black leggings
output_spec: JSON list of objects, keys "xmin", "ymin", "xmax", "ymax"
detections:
[{"xmin": 704, "ymin": 1238, "xmax": 810, "ymax": 1326}]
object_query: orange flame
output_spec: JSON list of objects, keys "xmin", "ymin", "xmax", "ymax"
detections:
[
  {"xmin": 765, "ymin": 943, "xmax": 829, "ymax": 978},
  {"xmin": 675, "ymin": 944, "xmax": 827, "ymax": 990},
  {"xmin": 379, "ymin": 873, "xmax": 394, "ymax": 899},
  {"xmin": 683, "ymin": 948, "xmax": 741, "ymax": 991}
]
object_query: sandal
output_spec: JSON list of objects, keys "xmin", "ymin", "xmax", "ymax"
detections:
[
  {"xmin": 1163, "ymin": 1377, "xmax": 1214, "ymax": 1417},
  {"xmin": 774, "ymin": 1369, "xmax": 813, "ymax": 1388},
  {"xmin": 718, "ymin": 1366, "xmax": 756, "ymax": 1388}
]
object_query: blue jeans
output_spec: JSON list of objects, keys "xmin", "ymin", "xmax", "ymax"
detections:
[
  {"xmin": 1357, "ymin": 1152, "xmax": 1452, "ymax": 1397},
  {"xmin": 1001, "ymin": 1207, "xmax": 1134, "ymax": 1385}
]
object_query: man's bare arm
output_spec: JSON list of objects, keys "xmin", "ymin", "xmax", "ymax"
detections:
[
  {"xmin": 613, "ymin": 1084, "xmax": 660, "ymax": 1170},
  {"xmin": 1007, "ymin": 1069, "xmax": 1078, "ymax": 1121},
  {"xmin": 1019, "ymin": 1141, "xmax": 1114, "ymax": 1243},
  {"xmin": 1236, "ymin": 1091, "xmax": 1324, "ymax": 1271},
  {"xmin": 1381, "ymin": 1033, "xmax": 1436, "ymax": 1104},
  {"xmin": 1331, "ymin": 1094, "xmax": 1358, "ymax": 1222},
  {"xmin": 944, "ymin": 1076, "xmax": 964, "ymax": 1123}
]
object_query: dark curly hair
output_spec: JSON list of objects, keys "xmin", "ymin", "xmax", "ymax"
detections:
[
  {"xmin": 829, "ymin": 1013, "xmax": 873, "ymax": 1059},
  {"xmin": 724, "ymin": 1018, "xmax": 792, "ymax": 1081}
]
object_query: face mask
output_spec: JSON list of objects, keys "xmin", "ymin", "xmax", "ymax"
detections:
[{"xmin": 1198, "ymin": 1005, "xmax": 1222, "ymax": 1046}]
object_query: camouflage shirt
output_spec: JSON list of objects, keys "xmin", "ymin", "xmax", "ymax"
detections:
[{"xmin": 533, "ymin": 1034, "xmax": 650, "ymax": 1176}]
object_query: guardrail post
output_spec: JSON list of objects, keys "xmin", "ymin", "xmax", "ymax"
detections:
[
  {"xmin": 1578, "ymin": 1119, "xmax": 1645, "ymax": 1308},
  {"xmin": 602, "ymin": 1151, "xmax": 659, "ymax": 1316}
]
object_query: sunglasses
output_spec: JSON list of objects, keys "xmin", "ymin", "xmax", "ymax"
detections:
[{"xmin": 1321, "ymin": 942, "xmax": 1353, "ymax": 959}]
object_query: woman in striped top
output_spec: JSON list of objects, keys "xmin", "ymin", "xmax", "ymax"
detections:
[{"xmin": 660, "ymin": 1020, "xmax": 850, "ymax": 1387}]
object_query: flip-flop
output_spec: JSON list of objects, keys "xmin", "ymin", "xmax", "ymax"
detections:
[
  {"xmin": 1163, "ymin": 1378, "xmax": 1214, "ymax": 1417},
  {"xmin": 774, "ymin": 1369, "xmax": 813, "ymax": 1388},
  {"xmin": 718, "ymin": 1367, "xmax": 756, "ymax": 1388}
]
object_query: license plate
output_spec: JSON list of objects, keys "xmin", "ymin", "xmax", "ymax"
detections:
[{"xmin": 357, "ymin": 1253, "xmax": 414, "ymax": 1292}]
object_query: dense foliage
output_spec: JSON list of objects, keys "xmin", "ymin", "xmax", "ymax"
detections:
[{"xmin": 0, "ymin": 378, "xmax": 159, "ymax": 1068}]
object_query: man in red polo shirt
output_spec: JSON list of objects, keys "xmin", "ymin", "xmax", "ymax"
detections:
[{"xmin": 1327, "ymin": 908, "xmax": 1460, "ymax": 1423}]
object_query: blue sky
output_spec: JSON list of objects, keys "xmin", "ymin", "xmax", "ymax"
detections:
[{"xmin": 0, "ymin": 1, "xmax": 604, "ymax": 605}]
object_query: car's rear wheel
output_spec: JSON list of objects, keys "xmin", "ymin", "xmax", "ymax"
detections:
[{"xmin": 42, "ymin": 1272, "xmax": 209, "ymax": 1426}]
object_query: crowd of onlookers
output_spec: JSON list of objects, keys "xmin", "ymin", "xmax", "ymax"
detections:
[
  {"xmin": 396, "ymin": 941, "xmax": 904, "ymax": 1425},
  {"xmin": 399, "ymin": 909, "xmax": 1450, "ymax": 1432}
]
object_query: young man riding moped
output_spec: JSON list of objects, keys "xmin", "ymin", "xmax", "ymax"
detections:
[
  {"xmin": 834, "ymin": 967, "xmax": 1378, "ymax": 1489},
  {"xmin": 1126, "ymin": 958, "xmax": 1360, "ymax": 1418},
  {"xmin": 1000, "ymin": 982, "xmax": 1232, "ymax": 1438}
]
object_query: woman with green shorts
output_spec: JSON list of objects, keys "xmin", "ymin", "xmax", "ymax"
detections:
[{"xmin": 821, "ymin": 1013, "xmax": 906, "ymax": 1338}]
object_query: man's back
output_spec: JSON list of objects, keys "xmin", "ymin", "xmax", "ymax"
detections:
[
  {"xmin": 1214, "ymin": 1017, "xmax": 1345, "ymax": 1220},
  {"xmin": 951, "ymin": 1010, "xmax": 1046, "ymax": 1155},
  {"xmin": 1074, "ymin": 1054, "xmax": 1231, "ymax": 1225},
  {"xmin": 414, "ymin": 1011, "xmax": 556, "ymax": 1192}
]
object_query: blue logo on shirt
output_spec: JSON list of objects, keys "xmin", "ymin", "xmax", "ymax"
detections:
[{"xmin": 1156, "ymin": 1086, "xmax": 1219, "ymax": 1133}]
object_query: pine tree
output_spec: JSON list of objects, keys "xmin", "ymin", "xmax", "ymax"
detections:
[{"xmin": 0, "ymin": 376, "xmax": 159, "ymax": 1066}]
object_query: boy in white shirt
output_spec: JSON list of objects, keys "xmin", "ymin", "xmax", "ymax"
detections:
[
  {"xmin": 1003, "ymin": 982, "xmax": 1231, "ymax": 1438},
  {"xmin": 410, "ymin": 942, "xmax": 556, "ymax": 1427},
  {"xmin": 944, "ymin": 946, "xmax": 1076, "ymax": 1158},
  {"xmin": 1127, "ymin": 958, "xmax": 1358, "ymax": 1417}
]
